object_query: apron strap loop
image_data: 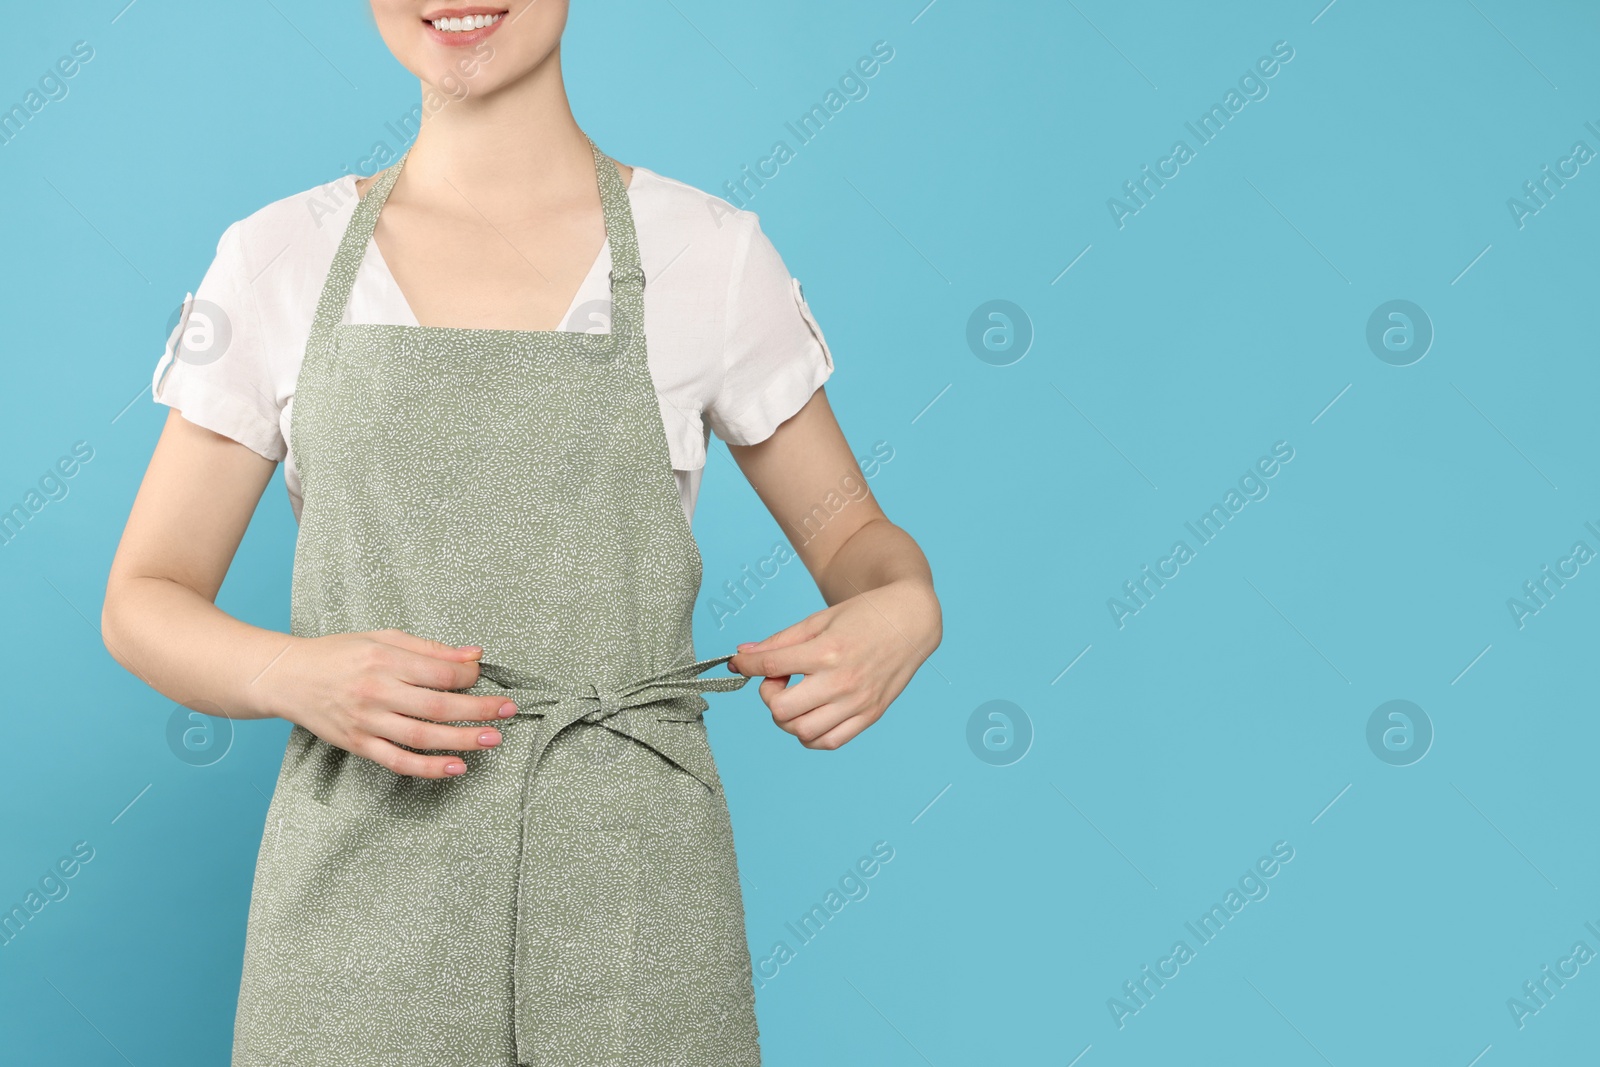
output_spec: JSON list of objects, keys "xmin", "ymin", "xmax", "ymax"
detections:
[{"xmin": 591, "ymin": 136, "xmax": 646, "ymax": 345}]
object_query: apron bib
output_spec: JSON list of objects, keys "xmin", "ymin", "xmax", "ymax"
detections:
[{"xmin": 232, "ymin": 135, "xmax": 761, "ymax": 1067}]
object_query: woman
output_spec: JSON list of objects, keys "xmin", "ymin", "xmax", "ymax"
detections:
[{"xmin": 102, "ymin": 3, "xmax": 941, "ymax": 1064}]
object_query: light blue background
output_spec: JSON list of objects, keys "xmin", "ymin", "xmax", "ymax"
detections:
[{"xmin": 3, "ymin": 1, "xmax": 1598, "ymax": 1063}]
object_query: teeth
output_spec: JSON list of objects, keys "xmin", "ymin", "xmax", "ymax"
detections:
[{"xmin": 430, "ymin": 13, "xmax": 502, "ymax": 31}]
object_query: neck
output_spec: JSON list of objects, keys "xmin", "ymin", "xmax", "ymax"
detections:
[{"xmin": 401, "ymin": 42, "xmax": 594, "ymax": 206}]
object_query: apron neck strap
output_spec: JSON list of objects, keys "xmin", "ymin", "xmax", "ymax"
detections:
[
  {"xmin": 590, "ymin": 138, "xmax": 645, "ymax": 332},
  {"xmin": 310, "ymin": 133, "xmax": 645, "ymax": 333},
  {"xmin": 310, "ymin": 145, "xmax": 407, "ymax": 332}
]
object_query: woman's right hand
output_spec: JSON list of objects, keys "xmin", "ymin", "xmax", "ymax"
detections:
[{"xmin": 260, "ymin": 628, "xmax": 518, "ymax": 779}]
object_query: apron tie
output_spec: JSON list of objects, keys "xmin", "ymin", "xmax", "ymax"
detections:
[
  {"xmin": 584, "ymin": 684, "xmax": 624, "ymax": 724},
  {"xmin": 465, "ymin": 652, "xmax": 750, "ymax": 1061},
  {"xmin": 471, "ymin": 652, "xmax": 749, "ymax": 792}
]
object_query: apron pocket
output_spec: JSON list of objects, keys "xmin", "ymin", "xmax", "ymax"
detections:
[{"xmin": 514, "ymin": 826, "xmax": 642, "ymax": 1063}]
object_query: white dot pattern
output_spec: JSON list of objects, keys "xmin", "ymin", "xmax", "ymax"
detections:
[{"xmin": 231, "ymin": 135, "xmax": 762, "ymax": 1066}]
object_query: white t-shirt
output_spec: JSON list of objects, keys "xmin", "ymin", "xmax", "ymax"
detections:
[{"xmin": 151, "ymin": 162, "xmax": 835, "ymax": 526}]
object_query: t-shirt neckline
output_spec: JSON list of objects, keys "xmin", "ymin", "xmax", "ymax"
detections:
[{"xmin": 334, "ymin": 168, "xmax": 641, "ymax": 333}]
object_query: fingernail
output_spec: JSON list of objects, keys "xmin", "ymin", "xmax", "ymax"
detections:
[
  {"xmin": 445, "ymin": 761, "xmax": 467, "ymax": 775},
  {"xmin": 478, "ymin": 731, "xmax": 500, "ymax": 747},
  {"xmin": 737, "ymin": 642, "xmax": 758, "ymax": 651},
  {"xmin": 460, "ymin": 645, "xmax": 483, "ymax": 657},
  {"xmin": 498, "ymin": 702, "xmax": 517, "ymax": 717}
]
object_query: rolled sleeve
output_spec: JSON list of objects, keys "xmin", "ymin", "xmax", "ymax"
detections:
[
  {"xmin": 151, "ymin": 221, "xmax": 287, "ymax": 462},
  {"xmin": 704, "ymin": 214, "xmax": 835, "ymax": 447}
]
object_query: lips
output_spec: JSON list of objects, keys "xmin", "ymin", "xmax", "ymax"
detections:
[{"xmin": 421, "ymin": 7, "xmax": 510, "ymax": 47}]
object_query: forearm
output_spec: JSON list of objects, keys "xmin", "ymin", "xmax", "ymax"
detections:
[
  {"xmin": 102, "ymin": 575, "xmax": 300, "ymax": 722},
  {"xmin": 812, "ymin": 516, "xmax": 936, "ymax": 607}
]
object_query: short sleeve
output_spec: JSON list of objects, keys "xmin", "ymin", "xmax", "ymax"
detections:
[
  {"xmin": 703, "ymin": 214, "xmax": 834, "ymax": 446},
  {"xmin": 151, "ymin": 221, "xmax": 286, "ymax": 462}
]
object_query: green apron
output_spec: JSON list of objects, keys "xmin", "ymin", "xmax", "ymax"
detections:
[{"xmin": 232, "ymin": 134, "xmax": 762, "ymax": 1066}]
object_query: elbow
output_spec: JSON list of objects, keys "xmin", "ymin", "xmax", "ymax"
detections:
[
  {"xmin": 99, "ymin": 581, "xmax": 125, "ymax": 667},
  {"xmin": 99, "ymin": 575, "xmax": 144, "ymax": 673}
]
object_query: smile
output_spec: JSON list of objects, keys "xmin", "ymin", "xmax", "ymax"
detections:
[{"xmin": 421, "ymin": 8, "xmax": 509, "ymax": 45}]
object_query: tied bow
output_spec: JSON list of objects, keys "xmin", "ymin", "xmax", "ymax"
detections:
[{"xmin": 469, "ymin": 652, "xmax": 750, "ymax": 793}]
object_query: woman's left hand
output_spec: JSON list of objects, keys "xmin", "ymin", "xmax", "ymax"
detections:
[{"xmin": 728, "ymin": 578, "xmax": 942, "ymax": 750}]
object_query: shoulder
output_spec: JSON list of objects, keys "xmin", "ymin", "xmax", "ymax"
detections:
[
  {"xmin": 626, "ymin": 164, "xmax": 761, "ymax": 268},
  {"xmin": 623, "ymin": 168, "xmax": 833, "ymax": 446},
  {"xmin": 216, "ymin": 172, "xmax": 363, "ymax": 276},
  {"xmin": 193, "ymin": 170, "xmax": 376, "ymax": 341},
  {"xmin": 151, "ymin": 172, "xmax": 363, "ymax": 462},
  {"xmin": 172, "ymin": 169, "xmax": 368, "ymax": 378}
]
